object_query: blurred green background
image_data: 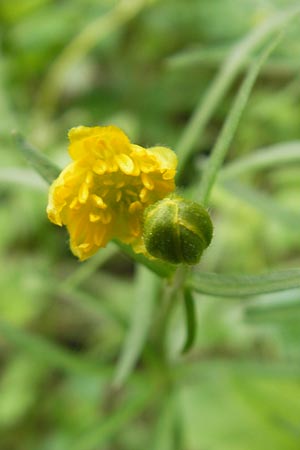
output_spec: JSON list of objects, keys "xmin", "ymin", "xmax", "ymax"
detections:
[{"xmin": 1, "ymin": 0, "xmax": 300, "ymax": 449}]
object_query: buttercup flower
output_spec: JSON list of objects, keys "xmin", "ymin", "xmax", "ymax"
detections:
[{"xmin": 47, "ymin": 126, "xmax": 177, "ymax": 260}]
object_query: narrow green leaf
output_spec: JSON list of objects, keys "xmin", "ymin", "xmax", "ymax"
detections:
[
  {"xmin": 0, "ymin": 320, "xmax": 102, "ymax": 375},
  {"xmin": 153, "ymin": 393, "xmax": 184, "ymax": 450},
  {"xmin": 220, "ymin": 141, "xmax": 300, "ymax": 180},
  {"xmin": 61, "ymin": 243, "xmax": 117, "ymax": 289},
  {"xmin": 12, "ymin": 132, "xmax": 61, "ymax": 184},
  {"xmin": 176, "ymin": 4, "xmax": 300, "ymax": 177},
  {"xmin": 222, "ymin": 180, "xmax": 300, "ymax": 230},
  {"xmin": 71, "ymin": 387, "xmax": 153, "ymax": 450},
  {"xmin": 187, "ymin": 269, "xmax": 300, "ymax": 298},
  {"xmin": 185, "ymin": 359, "xmax": 300, "ymax": 380},
  {"xmin": 59, "ymin": 287, "xmax": 126, "ymax": 328},
  {"xmin": 113, "ymin": 266, "xmax": 160, "ymax": 387},
  {"xmin": 0, "ymin": 167, "xmax": 46, "ymax": 190},
  {"xmin": 167, "ymin": 45, "xmax": 300, "ymax": 74},
  {"xmin": 181, "ymin": 288, "xmax": 197, "ymax": 354},
  {"xmin": 244, "ymin": 289, "xmax": 300, "ymax": 317},
  {"xmin": 198, "ymin": 36, "xmax": 281, "ymax": 205}
]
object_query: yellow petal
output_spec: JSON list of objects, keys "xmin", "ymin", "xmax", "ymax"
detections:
[
  {"xmin": 68, "ymin": 126, "xmax": 102, "ymax": 143},
  {"xmin": 162, "ymin": 169, "xmax": 176, "ymax": 180},
  {"xmin": 147, "ymin": 146, "xmax": 178, "ymax": 171},
  {"xmin": 68, "ymin": 125, "xmax": 131, "ymax": 160}
]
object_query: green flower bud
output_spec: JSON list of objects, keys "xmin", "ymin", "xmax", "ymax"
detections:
[{"xmin": 143, "ymin": 195, "xmax": 213, "ymax": 265}]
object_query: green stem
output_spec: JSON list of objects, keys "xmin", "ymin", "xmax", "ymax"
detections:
[
  {"xmin": 155, "ymin": 265, "xmax": 189, "ymax": 359},
  {"xmin": 181, "ymin": 287, "xmax": 197, "ymax": 354}
]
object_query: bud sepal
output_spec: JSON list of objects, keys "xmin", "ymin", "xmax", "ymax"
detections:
[{"xmin": 143, "ymin": 195, "xmax": 213, "ymax": 265}]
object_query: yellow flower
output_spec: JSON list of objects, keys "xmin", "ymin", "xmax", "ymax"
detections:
[{"xmin": 47, "ymin": 125, "xmax": 177, "ymax": 260}]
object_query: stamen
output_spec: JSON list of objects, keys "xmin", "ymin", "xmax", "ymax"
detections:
[
  {"xmin": 129, "ymin": 201, "xmax": 142, "ymax": 214},
  {"xmin": 69, "ymin": 197, "xmax": 80, "ymax": 210},
  {"xmin": 101, "ymin": 188, "xmax": 109, "ymax": 197},
  {"xmin": 78, "ymin": 183, "xmax": 89, "ymax": 204},
  {"xmin": 85, "ymin": 171, "xmax": 94, "ymax": 185},
  {"xmin": 129, "ymin": 218, "xmax": 140, "ymax": 236},
  {"xmin": 106, "ymin": 159, "xmax": 118, "ymax": 173},
  {"xmin": 89, "ymin": 213, "xmax": 101, "ymax": 222},
  {"xmin": 125, "ymin": 189, "xmax": 137, "ymax": 197},
  {"xmin": 115, "ymin": 153, "xmax": 135, "ymax": 175},
  {"xmin": 93, "ymin": 160, "xmax": 107, "ymax": 175},
  {"xmin": 141, "ymin": 173, "xmax": 154, "ymax": 190},
  {"xmin": 101, "ymin": 210, "xmax": 112, "ymax": 224},
  {"xmin": 103, "ymin": 178, "xmax": 114, "ymax": 186},
  {"xmin": 92, "ymin": 194, "xmax": 107, "ymax": 209},
  {"xmin": 115, "ymin": 191, "xmax": 122, "ymax": 202},
  {"xmin": 139, "ymin": 187, "xmax": 150, "ymax": 203}
]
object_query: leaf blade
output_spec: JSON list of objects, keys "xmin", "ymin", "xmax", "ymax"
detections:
[
  {"xmin": 187, "ymin": 269, "xmax": 300, "ymax": 298},
  {"xmin": 13, "ymin": 132, "xmax": 60, "ymax": 185}
]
